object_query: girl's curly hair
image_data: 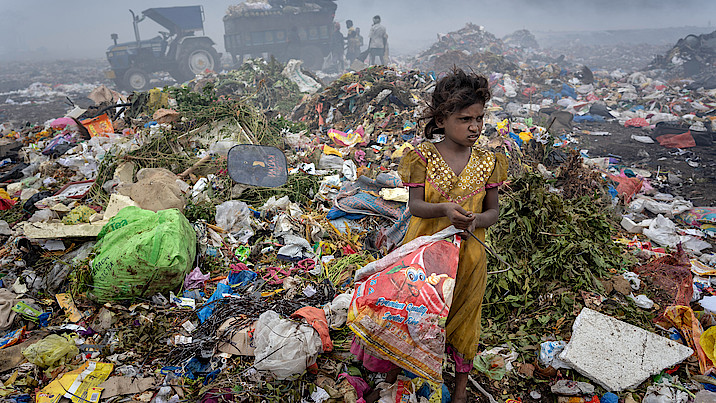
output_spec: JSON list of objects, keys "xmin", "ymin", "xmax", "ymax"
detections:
[{"xmin": 422, "ymin": 67, "xmax": 491, "ymax": 139}]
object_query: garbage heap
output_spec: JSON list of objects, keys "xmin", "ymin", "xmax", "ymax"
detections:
[
  {"xmin": 651, "ymin": 30, "xmax": 716, "ymax": 89},
  {"xmin": 411, "ymin": 23, "xmax": 519, "ymax": 74},
  {"xmin": 189, "ymin": 57, "xmax": 320, "ymax": 116},
  {"xmin": 0, "ymin": 57, "xmax": 714, "ymax": 403},
  {"xmin": 225, "ymin": 0, "xmax": 336, "ymax": 17},
  {"xmin": 290, "ymin": 65, "xmax": 429, "ymax": 135},
  {"xmin": 503, "ymin": 29, "xmax": 540, "ymax": 49}
]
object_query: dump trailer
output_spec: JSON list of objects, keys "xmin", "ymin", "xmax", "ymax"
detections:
[
  {"xmin": 106, "ymin": 6, "xmax": 221, "ymax": 91},
  {"xmin": 223, "ymin": 0, "xmax": 337, "ymax": 70}
]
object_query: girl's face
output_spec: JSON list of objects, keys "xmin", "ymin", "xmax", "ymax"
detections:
[{"xmin": 436, "ymin": 103, "xmax": 485, "ymax": 148}]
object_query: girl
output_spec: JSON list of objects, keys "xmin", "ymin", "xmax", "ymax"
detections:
[{"xmin": 352, "ymin": 68, "xmax": 507, "ymax": 402}]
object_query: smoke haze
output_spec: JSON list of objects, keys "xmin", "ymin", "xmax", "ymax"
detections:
[{"xmin": 0, "ymin": 0, "xmax": 713, "ymax": 60}]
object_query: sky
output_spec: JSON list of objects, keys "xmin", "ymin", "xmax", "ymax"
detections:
[{"xmin": 0, "ymin": 0, "xmax": 714, "ymax": 60}]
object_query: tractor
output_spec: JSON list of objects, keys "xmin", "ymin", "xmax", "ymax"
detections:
[{"xmin": 106, "ymin": 6, "xmax": 221, "ymax": 91}]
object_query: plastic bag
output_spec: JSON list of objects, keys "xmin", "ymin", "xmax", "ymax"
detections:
[
  {"xmin": 700, "ymin": 326, "xmax": 716, "ymax": 363},
  {"xmin": 253, "ymin": 310, "xmax": 322, "ymax": 379},
  {"xmin": 539, "ymin": 341, "xmax": 571, "ymax": 369},
  {"xmin": 643, "ymin": 214, "xmax": 682, "ymax": 247},
  {"xmin": 324, "ymin": 292, "xmax": 353, "ymax": 329},
  {"xmin": 91, "ymin": 206, "xmax": 196, "ymax": 302},
  {"xmin": 215, "ymin": 200, "xmax": 254, "ymax": 243},
  {"xmin": 281, "ymin": 59, "xmax": 321, "ymax": 94},
  {"xmin": 349, "ymin": 226, "xmax": 461, "ymax": 383},
  {"xmin": 22, "ymin": 333, "xmax": 79, "ymax": 369}
]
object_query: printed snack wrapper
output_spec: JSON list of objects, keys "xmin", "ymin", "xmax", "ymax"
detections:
[{"xmin": 36, "ymin": 361, "xmax": 113, "ymax": 403}]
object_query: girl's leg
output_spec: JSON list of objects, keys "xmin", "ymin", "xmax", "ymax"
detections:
[
  {"xmin": 453, "ymin": 372, "xmax": 469, "ymax": 402},
  {"xmin": 448, "ymin": 345, "xmax": 473, "ymax": 402}
]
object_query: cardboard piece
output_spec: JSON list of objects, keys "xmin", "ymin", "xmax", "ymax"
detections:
[
  {"xmin": 56, "ymin": 293, "xmax": 83, "ymax": 323},
  {"xmin": 99, "ymin": 376, "xmax": 157, "ymax": 399},
  {"xmin": 23, "ymin": 193, "xmax": 139, "ymax": 239},
  {"xmin": 24, "ymin": 222, "xmax": 105, "ymax": 239},
  {"xmin": 0, "ymin": 331, "xmax": 46, "ymax": 373},
  {"xmin": 217, "ymin": 319, "xmax": 256, "ymax": 356}
]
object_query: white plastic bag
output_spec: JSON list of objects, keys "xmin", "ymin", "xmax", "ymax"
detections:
[
  {"xmin": 539, "ymin": 341, "xmax": 571, "ymax": 370},
  {"xmin": 281, "ymin": 60, "xmax": 321, "ymax": 94},
  {"xmin": 253, "ymin": 310, "xmax": 322, "ymax": 379},
  {"xmin": 643, "ymin": 214, "xmax": 681, "ymax": 247},
  {"xmin": 323, "ymin": 291, "xmax": 353, "ymax": 329},
  {"xmin": 215, "ymin": 200, "xmax": 254, "ymax": 243}
]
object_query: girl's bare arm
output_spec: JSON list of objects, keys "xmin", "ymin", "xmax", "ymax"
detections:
[{"xmin": 471, "ymin": 187, "xmax": 499, "ymax": 229}]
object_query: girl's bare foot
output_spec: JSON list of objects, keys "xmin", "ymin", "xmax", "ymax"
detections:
[{"xmin": 364, "ymin": 388, "xmax": 381, "ymax": 403}]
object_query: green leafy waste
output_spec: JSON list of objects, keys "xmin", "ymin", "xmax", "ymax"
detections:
[{"xmin": 482, "ymin": 172, "xmax": 638, "ymax": 342}]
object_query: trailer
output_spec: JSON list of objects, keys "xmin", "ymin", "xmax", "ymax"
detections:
[{"xmin": 223, "ymin": 0, "xmax": 337, "ymax": 70}]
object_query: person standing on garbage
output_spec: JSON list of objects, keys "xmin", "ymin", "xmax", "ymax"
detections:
[
  {"xmin": 330, "ymin": 22, "xmax": 345, "ymax": 70},
  {"xmin": 286, "ymin": 26, "xmax": 301, "ymax": 61},
  {"xmin": 351, "ymin": 68, "xmax": 507, "ymax": 403},
  {"xmin": 366, "ymin": 15, "xmax": 388, "ymax": 65},
  {"xmin": 345, "ymin": 20, "xmax": 363, "ymax": 65}
]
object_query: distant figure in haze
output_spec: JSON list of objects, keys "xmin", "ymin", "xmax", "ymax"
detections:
[
  {"xmin": 286, "ymin": 26, "xmax": 301, "ymax": 61},
  {"xmin": 345, "ymin": 20, "xmax": 363, "ymax": 64},
  {"xmin": 367, "ymin": 15, "xmax": 388, "ymax": 65},
  {"xmin": 330, "ymin": 22, "xmax": 345, "ymax": 70}
]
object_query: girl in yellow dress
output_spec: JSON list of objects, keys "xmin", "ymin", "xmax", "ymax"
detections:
[{"xmin": 353, "ymin": 68, "xmax": 507, "ymax": 402}]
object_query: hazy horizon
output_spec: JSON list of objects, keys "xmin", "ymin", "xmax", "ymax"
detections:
[{"xmin": 0, "ymin": 0, "xmax": 714, "ymax": 62}]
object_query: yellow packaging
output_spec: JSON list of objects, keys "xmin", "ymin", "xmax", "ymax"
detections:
[{"xmin": 36, "ymin": 361, "xmax": 113, "ymax": 403}]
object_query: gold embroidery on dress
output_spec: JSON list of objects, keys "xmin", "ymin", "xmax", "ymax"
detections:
[{"xmin": 418, "ymin": 142, "xmax": 495, "ymax": 203}]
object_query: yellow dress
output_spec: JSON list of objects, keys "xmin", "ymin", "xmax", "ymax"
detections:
[{"xmin": 398, "ymin": 141, "xmax": 507, "ymax": 360}]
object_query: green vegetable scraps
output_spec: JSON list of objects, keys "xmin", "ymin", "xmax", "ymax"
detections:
[{"xmin": 482, "ymin": 172, "xmax": 637, "ymax": 343}]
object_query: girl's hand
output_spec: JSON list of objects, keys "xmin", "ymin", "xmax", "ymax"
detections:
[{"xmin": 442, "ymin": 203, "xmax": 475, "ymax": 230}]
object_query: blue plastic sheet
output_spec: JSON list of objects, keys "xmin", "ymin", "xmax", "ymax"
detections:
[
  {"xmin": 326, "ymin": 206, "xmax": 365, "ymax": 220},
  {"xmin": 197, "ymin": 283, "xmax": 232, "ymax": 323},
  {"xmin": 228, "ymin": 270, "xmax": 257, "ymax": 287},
  {"xmin": 560, "ymin": 83, "xmax": 576, "ymax": 99},
  {"xmin": 573, "ymin": 114, "xmax": 604, "ymax": 123}
]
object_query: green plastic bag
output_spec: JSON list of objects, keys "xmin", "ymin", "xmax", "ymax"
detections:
[
  {"xmin": 22, "ymin": 333, "xmax": 79, "ymax": 369},
  {"xmin": 91, "ymin": 206, "xmax": 196, "ymax": 302}
]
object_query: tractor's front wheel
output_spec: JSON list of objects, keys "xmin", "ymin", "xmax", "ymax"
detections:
[{"xmin": 122, "ymin": 68, "xmax": 151, "ymax": 92}]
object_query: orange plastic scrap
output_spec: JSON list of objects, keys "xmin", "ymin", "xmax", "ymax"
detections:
[
  {"xmin": 656, "ymin": 131, "xmax": 696, "ymax": 149},
  {"xmin": 634, "ymin": 244, "xmax": 692, "ymax": 307},
  {"xmin": 657, "ymin": 305, "xmax": 713, "ymax": 374},
  {"xmin": 607, "ymin": 174, "xmax": 642, "ymax": 203}
]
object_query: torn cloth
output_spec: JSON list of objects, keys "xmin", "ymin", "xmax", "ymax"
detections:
[
  {"xmin": 292, "ymin": 306, "xmax": 332, "ymax": 352},
  {"xmin": 334, "ymin": 173, "xmax": 410, "ymax": 246},
  {"xmin": 334, "ymin": 174, "xmax": 405, "ymax": 220},
  {"xmin": 657, "ymin": 131, "xmax": 696, "ymax": 148}
]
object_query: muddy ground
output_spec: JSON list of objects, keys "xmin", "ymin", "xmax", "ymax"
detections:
[{"xmin": 574, "ymin": 120, "xmax": 716, "ymax": 204}]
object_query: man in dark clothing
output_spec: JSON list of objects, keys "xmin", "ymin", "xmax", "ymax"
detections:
[{"xmin": 330, "ymin": 22, "xmax": 345, "ymax": 70}]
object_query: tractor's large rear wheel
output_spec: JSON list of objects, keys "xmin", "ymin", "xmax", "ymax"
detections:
[
  {"xmin": 173, "ymin": 43, "xmax": 220, "ymax": 83},
  {"xmin": 301, "ymin": 46, "xmax": 325, "ymax": 71}
]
